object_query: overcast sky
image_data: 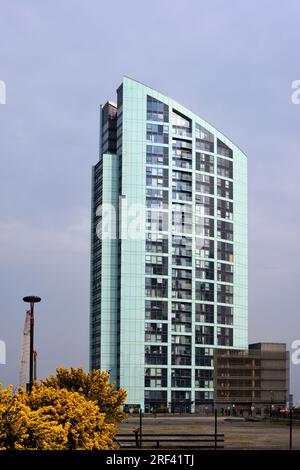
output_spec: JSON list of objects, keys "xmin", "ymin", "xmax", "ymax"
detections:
[{"xmin": 0, "ymin": 0, "xmax": 299, "ymax": 401}]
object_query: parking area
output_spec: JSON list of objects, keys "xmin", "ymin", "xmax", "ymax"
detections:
[{"xmin": 118, "ymin": 416, "xmax": 300, "ymax": 450}]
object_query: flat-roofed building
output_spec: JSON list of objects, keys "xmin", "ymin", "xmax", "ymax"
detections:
[{"xmin": 214, "ymin": 343, "xmax": 289, "ymax": 414}]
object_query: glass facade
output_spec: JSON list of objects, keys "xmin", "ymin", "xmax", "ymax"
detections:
[{"xmin": 90, "ymin": 77, "xmax": 248, "ymax": 412}]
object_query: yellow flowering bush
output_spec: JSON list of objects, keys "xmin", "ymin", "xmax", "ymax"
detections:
[
  {"xmin": 0, "ymin": 368, "xmax": 127, "ymax": 450},
  {"xmin": 0, "ymin": 384, "xmax": 66, "ymax": 450},
  {"xmin": 0, "ymin": 385, "xmax": 30, "ymax": 450},
  {"xmin": 42, "ymin": 367, "xmax": 127, "ymax": 424}
]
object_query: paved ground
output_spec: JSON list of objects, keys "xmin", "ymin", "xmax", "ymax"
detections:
[{"xmin": 118, "ymin": 416, "xmax": 300, "ymax": 450}]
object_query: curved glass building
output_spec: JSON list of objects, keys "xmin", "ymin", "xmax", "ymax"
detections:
[{"xmin": 90, "ymin": 77, "xmax": 248, "ymax": 413}]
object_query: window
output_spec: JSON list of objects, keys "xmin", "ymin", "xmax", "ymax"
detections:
[
  {"xmin": 195, "ymin": 347, "xmax": 214, "ymax": 367},
  {"xmin": 172, "ymin": 302, "xmax": 192, "ymax": 333},
  {"xmin": 146, "ymin": 145, "xmax": 169, "ymax": 165},
  {"xmin": 217, "ymin": 220, "xmax": 233, "ymax": 241},
  {"xmin": 196, "ymin": 174, "xmax": 214, "ymax": 194},
  {"xmin": 195, "ymin": 124, "xmax": 214, "ymax": 152},
  {"xmin": 217, "ymin": 327, "xmax": 233, "ymax": 346},
  {"xmin": 146, "ymin": 255, "xmax": 168, "ymax": 275},
  {"xmin": 195, "ymin": 390, "xmax": 214, "ymax": 401},
  {"xmin": 217, "ymin": 178, "xmax": 233, "ymax": 199},
  {"xmin": 172, "ymin": 302, "xmax": 192, "ymax": 314},
  {"xmin": 195, "ymin": 282, "xmax": 214, "ymax": 302},
  {"xmin": 146, "ymin": 198, "xmax": 164, "ymax": 209},
  {"xmin": 173, "ymin": 112, "xmax": 191, "ymax": 128},
  {"xmin": 172, "ymin": 369, "xmax": 191, "ymax": 388},
  {"xmin": 217, "ymin": 262, "xmax": 233, "ymax": 283},
  {"xmin": 196, "ymin": 152, "xmax": 214, "ymax": 173},
  {"xmin": 145, "ymin": 345, "xmax": 167, "ymax": 365},
  {"xmin": 172, "ymin": 235, "xmax": 192, "ymax": 266},
  {"xmin": 217, "ymin": 241, "xmax": 233, "ymax": 262},
  {"xmin": 217, "ymin": 199, "xmax": 233, "ymax": 220},
  {"xmin": 172, "ymin": 210, "xmax": 193, "ymax": 234},
  {"xmin": 146, "ymin": 166, "xmax": 169, "ymax": 188},
  {"xmin": 172, "ymin": 170, "xmax": 192, "ymax": 195},
  {"xmin": 145, "ymin": 323, "xmax": 168, "ymax": 343},
  {"xmin": 171, "ymin": 390, "xmax": 191, "ymax": 401},
  {"xmin": 172, "ymin": 141, "xmax": 192, "ymax": 169},
  {"xmin": 173, "ymin": 202, "xmax": 192, "ymax": 213},
  {"xmin": 145, "ymin": 300, "xmax": 168, "ymax": 320},
  {"xmin": 146, "ymin": 235, "xmax": 168, "ymax": 254},
  {"xmin": 172, "ymin": 170, "xmax": 192, "ymax": 182},
  {"xmin": 172, "ymin": 138, "xmax": 192, "ymax": 150},
  {"xmin": 195, "ymin": 238, "xmax": 214, "ymax": 259},
  {"xmin": 172, "ymin": 268, "xmax": 192, "ymax": 299},
  {"xmin": 145, "ymin": 390, "xmax": 167, "ymax": 402},
  {"xmin": 217, "ymin": 305, "xmax": 233, "ymax": 325},
  {"xmin": 147, "ymin": 96, "xmax": 169, "ymax": 122},
  {"xmin": 146, "ymin": 211, "xmax": 168, "ymax": 232},
  {"xmin": 195, "ymin": 195, "xmax": 214, "ymax": 216},
  {"xmin": 172, "ymin": 344, "xmax": 191, "ymax": 365},
  {"xmin": 146, "ymin": 123, "xmax": 169, "ymax": 144},
  {"xmin": 172, "ymin": 286, "xmax": 191, "ymax": 300},
  {"xmin": 195, "ymin": 260, "xmax": 214, "ymax": 281},
  {"xmin": 146, "ymin": 188, "xmax": 168, "ymax": 209},
  {"xmin": 172, "ymin": 335, "xmax": 191, "ymax": 345},
  {"xmin": 217, "ymin": 157, "xmax": 233, "ymax": 178},
  {"xmin": 217, "ymin": 138, "xmax": 233, "ymax": 158},
  {"xmin": 146, "ymin": 166, "xmax": 168, "ymax": 176},
  {"xmin": 145, "ymin": 277, "xmax": 168, "ymax": 298},
  {"xmin": 195, "ymin": 325, "xmax": 214, "ymax": 345},
  {"xmin": 172, "ymin": 192, "xmax": 192, "ymax": 202},
  {"xmin": 101, "ymin": 103, "xmax": 117, "ymax": 154},
  {"xmin": 195, "ymin": 303, "xmax": 214, "ymax": 323},
  {"xmin": 195, "ymin": 216, "xmax": 214, "ymax": 237},
  {"xmin": 172, "ymin": 268, "xmax": 192, "ymax": 279},
  {"xmin": 145, "ymin": 368, "xmax": 168, "ymax": 388},
  {"xmin": 172, "ymin": 110, "xmax": 192, "ymax": 137},
  {"xmin": 217, "ymin": 284, "xmax": 233, "ymax": 304},
  {"xmin": 195, "ymin": 369, "xmax": 213, "ymax": 388}
]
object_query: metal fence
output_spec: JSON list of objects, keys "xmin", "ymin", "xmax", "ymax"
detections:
[{"xmin": 116, "ymin": 410, "xmax": 224, "ymax": 449}]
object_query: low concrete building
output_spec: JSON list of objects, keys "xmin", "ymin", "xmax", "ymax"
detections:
[{"xmin": 214, "ymin": 343, "xmax": 289, "ymax": 415}]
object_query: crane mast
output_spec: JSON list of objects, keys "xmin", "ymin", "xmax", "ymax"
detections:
[{"xmin": 19, "ymin": 310, "xmax": 31, "ymax": 389}]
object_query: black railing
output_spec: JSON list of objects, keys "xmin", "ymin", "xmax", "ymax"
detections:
[
  {"xmin": 116, "ymin": 432, "xmax": 224, "ymax": 449},
  {"xmin": 116, "ymin": 409, "xmax": 224, "ymax": 449}
]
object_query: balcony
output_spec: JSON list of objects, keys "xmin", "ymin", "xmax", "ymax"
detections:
[
  {"xmin": 172, "ymin": 127, "xmax": 192, "ymax": 138},
  {"xmin": 172, "ymin": 159, "xmax": 192, "ymax": 170}
]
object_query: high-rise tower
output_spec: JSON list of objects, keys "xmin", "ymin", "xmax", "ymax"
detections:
[{"xmin": 90, "ymin": 77, "xmax": 248, "ymax": 412}]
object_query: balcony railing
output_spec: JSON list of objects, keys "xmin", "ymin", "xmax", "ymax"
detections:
[{"xmin": 172, "ymin": 127, "xmax": 192, "ymax": 138}]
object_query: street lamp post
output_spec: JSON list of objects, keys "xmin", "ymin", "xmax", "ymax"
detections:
[{"xmin": 22, "ymin": 296, "xmax": 41, "ymax": 392}]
